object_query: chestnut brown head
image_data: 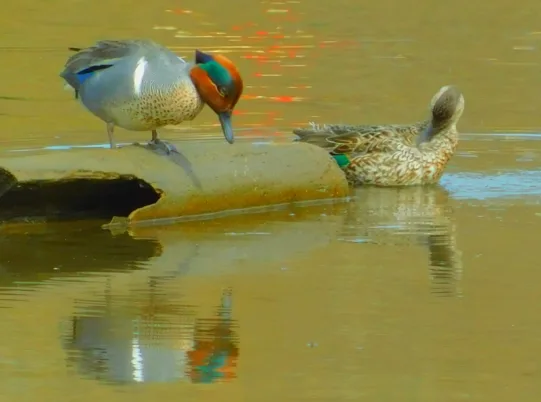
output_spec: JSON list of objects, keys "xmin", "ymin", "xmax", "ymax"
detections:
[{"xmin": 190, "ymin": 50, "xmax": 244, "ymax": 144}]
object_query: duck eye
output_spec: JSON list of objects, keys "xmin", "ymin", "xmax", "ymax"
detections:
[{"xmin": 217, "ymin": 86, "xmax": 228, "ymax": 97}]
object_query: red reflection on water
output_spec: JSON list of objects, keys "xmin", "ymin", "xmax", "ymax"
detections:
[
  {"xmin": 166, "ymin": 0, "xmax": 327, "ymax": 137},
  {"xmin": 271, "ymin": 96, "xmax": 295, "ymax": 102}
]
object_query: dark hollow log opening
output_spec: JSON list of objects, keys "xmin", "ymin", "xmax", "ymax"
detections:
[{"xmin": 0, "ymin": 176, "xmax": 161, "ymax": 223}]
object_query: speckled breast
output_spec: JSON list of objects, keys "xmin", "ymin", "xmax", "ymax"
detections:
[{"xmin": 109, "ymin": 83, "xmax": 205, "ymax": 131}]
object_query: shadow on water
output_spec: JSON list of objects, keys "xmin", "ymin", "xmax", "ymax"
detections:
[
  {"xmin": 0, "ymin": 221, "xmax": 162, "ymax": 288},
  {"xmin": 61, "ymin": 286, "xmax": 238, "ymax": 385}
]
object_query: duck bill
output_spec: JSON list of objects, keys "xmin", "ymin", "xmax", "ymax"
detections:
[{"xmin": 218, "ymin": 111, "xmax": 235, "ymax": 144}]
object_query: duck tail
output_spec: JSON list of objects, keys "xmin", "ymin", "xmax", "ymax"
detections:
[
  {"xmin": 60, "ymin": 47, "xmax": 85, "ymax": 99},
  {"xmin": 293, "ymin": 122, "xmax": 336, "ymax": 149},
  {"xmin": 62, "ymin": 83, "xmax": 79, "ymax": 99},
  {"xmin": 294, "ymin": 123, "xmax": 352, "ymax": 168}
]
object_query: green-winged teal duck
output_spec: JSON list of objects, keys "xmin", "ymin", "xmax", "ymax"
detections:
[
  {"xmin": 293, "ymin": 85, "xmax": 464, "ymax": 186},
  {"xmin": 61, "ymin": 39, "xmax": 244, "ymax": 153}
]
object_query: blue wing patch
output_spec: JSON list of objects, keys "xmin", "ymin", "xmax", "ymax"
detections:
[{"xmin": 75, "ymin": 64, "xmax": 114, "ymax": 84}]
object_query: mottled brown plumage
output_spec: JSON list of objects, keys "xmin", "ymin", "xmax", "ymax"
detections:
[{"xmin": 294, "ymin": 85, "xmax": 465, "ymax": 187}]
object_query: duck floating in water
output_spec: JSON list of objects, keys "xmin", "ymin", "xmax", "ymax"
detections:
[
  {"xmin": 60, "ymin": 39, "xmax": 244, "ymax": 154},
  {"xmin": 293, "ymin": 85, "xmax": 465, "ymax": 186}
]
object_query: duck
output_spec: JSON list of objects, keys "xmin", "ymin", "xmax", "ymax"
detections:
[
  {"xmin": 60, "ymin": 39, "xmax": 244, "ymax": 154},
  {"xmin": 293, "ymin": 85, "xmax": 464, "ymax": 186}
]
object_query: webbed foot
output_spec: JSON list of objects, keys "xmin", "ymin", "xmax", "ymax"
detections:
[{"xmin": 147, "ymin": 138, "xmax": 178, "ymax": 155}]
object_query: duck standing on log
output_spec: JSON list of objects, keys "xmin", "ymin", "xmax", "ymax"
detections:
[{"xmin": 60, "ymin": 39, "xmax": 244, "ymax": 154}]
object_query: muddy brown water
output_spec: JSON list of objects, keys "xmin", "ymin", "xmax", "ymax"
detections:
[{"xmin": 1, "ymin": 0, "xmax": 541, "ymax": 400}]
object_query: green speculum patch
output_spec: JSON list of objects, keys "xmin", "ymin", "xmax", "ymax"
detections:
[{"xmin": 332, "ymin": 154, "xmax": 351, "ymax": 168}]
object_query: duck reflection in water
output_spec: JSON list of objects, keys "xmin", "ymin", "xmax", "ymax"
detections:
[
  {"xmin": 62, "ymin": 282, "xmax": 238, "ymax": 384},
  {"xmin": 340, "ymin": 185, "xmax": 463, "ymax": 297},
  {"xmin": 188, "ymin": 287, "xmax": 239, "ymax": 383}
]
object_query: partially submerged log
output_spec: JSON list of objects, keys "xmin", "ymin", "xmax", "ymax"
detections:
[{"xmin": 0, "ymin": 141, "xmax": 349, "ymax": 226}]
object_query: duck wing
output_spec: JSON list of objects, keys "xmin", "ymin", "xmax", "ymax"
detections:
[
  {"xmin": 294, "ymin": 121, "xmax": 428, "ymax": 155},
  {"xmin": 60, "ymin": 39, "xmax": 183, "ymax": 93}
]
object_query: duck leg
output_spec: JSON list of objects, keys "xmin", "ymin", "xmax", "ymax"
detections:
[
  {"xmin": 107, "ymin": 122, "xmax": 116, "ymax": 149},
  {"xmin": 148, "ymin": 129, "xmax": 178, "ymax": 154}
]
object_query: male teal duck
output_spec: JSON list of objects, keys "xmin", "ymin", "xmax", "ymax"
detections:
[
  {"xmin": 60, "ymin": 39, "xmax": 244, "ymax": 154},
  {"xmin": 293, "ymin": 85, "xmax": 464, "ymax": 186}
]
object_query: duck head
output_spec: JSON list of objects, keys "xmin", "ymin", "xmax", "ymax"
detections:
[
  {"xmin": 429, "ymin": 85, "xmax": 465, "ymax": 127},
  {"xmin": 418, "ymin": 85, "xmax": 465, "ymax": 145},
  {"xmin": 190, "ymin": 50, "xmax": 243, "ymax": 144}
]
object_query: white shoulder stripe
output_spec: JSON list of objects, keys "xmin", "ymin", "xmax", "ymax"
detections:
[{"xmin": 133, "ymin": 57, "xmax": 148, "ymax": 95}]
